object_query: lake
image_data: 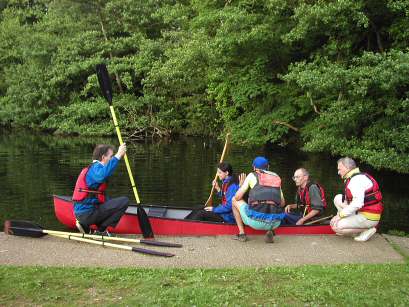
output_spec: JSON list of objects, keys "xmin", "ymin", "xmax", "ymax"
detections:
[{"xmin": 0, "ymin": 131, "xmax": 408, "ymax": 233}]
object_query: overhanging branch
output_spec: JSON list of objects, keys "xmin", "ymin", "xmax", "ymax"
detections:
[{"xmin": 272, "ymin": 120, "xmax": 299, "ymax": 132}]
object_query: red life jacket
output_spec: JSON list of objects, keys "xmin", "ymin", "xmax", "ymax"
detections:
[
  {"xmin": 72, "ymin": 165, "xmax": 107, "ymax": 203},
  {"xmin": 344, "ymin": 173, "xmax": 383, "ymax": 215},
  {"xmin": 296, "ymin": 182, "xmax": 327, "ymax": 213},
  {"xmin": 221, "ymin": 181, "xmax": 229, "ymax": 205}
]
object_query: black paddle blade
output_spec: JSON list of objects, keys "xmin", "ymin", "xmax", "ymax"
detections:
[
  {"xmin": 96, "ymin": 64, "xmax": 113, "ymax": 104},
  {"xmin": 4, "ymin": 220, "xmax": 46, "ymax": 238},
  {"xmin": 140, "ymin": 239, "xmax": 182, "ymax": 248},
  {"xmin": 131, "ymin": 247, "xmax": 174, "ymax": 257},
  {"xmin": 137, "ymin": 207, "xmax": 154, "ymax": 239}
]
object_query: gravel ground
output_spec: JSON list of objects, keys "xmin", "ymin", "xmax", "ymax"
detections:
[{"xmin": 0, "ymin": 232, "xmax": 404, "ymax": 268}]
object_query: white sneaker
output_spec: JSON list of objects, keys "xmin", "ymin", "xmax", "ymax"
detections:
[{"xmin": 354, "ymin": 227, "xmax": 376, "ymax": 242}]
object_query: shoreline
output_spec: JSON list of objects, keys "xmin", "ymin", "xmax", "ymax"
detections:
[{"xmin": 0, "ymin": 232, "xmax": 405, "ymax": 268}]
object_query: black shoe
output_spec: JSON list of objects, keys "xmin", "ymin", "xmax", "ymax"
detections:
[
  {"xmin": 75, "ymin": 219, "xmax": 90, "ymax": 234},
  {"xmin": 232, "ymin": 233, "xmax": 248, "ymax": 242},
  {"xmin": 264, "ymin": 230, "xmax": 274, "ymax": 243}
]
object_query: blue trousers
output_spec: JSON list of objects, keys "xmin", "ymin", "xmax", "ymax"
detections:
[{"xmin": 281, "ymin": 213, "xmax": 302, "ymax": 225}]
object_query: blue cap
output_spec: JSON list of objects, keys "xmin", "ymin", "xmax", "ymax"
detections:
[{"xmin": 252, "ymin": 156, "xmax": 269, "ymax": 169}]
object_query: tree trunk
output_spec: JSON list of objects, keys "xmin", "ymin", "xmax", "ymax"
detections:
[{"xmin": 370, "ymin": 21, "xmax": 384, "ymax": 53}]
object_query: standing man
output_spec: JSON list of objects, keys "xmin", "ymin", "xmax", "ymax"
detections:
[
  {"xmin": 73, "ymin": 143, "xmax": 129, "ymax": 236},
  {"xmin": 330, "ymin": 157, "xmax": 383, "ymax": 242},
  {"xmin": 232, "ymin": 156, "xmax": 286, "ymax": 243},
  {"xmin": 284, "ymin": 168, "xmax": 326, "ymax": 225}
]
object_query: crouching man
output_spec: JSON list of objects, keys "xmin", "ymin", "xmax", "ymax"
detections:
[
  {"xmin": 73, "ymin": 144, "xmax": 129, "ymax": 236},
  {"xmin": 330, "ymin": 157, "xmax": 383, "ymax": 242},
  {"xmin": 232, "ymin": 156, "xmax": 286, "ymax": 243}
]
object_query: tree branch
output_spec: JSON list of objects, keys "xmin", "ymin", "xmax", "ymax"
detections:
[
  {"xmin": 272, "ymin": 120, "xmax": 299, "ymax": 132},
  {"xmin": 307, "ymin": 92, "xmax": 320, "ymax": 114}
]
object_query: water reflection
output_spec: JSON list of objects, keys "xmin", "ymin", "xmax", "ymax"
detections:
[{"xmin": 0, "ymin": 131, "xmax": 408, "ymax": 232}]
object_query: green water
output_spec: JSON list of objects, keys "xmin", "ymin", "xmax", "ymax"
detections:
[{"xmin": 0, "ymin": 131, "xmax": 408, "ymax": 232}]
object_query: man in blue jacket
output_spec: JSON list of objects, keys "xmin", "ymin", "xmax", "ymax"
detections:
[{"xmin": 73, "ymin": 143, "xmax": 129, "ymax": 235}]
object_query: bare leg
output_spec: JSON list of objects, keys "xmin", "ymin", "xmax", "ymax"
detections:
[{"xmin": 232, "ymin": 198, "xmax": 246, "ymax": 234}]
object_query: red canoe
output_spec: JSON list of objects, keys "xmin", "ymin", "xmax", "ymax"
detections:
[{"xmin": 53, "ymin": 195, "xmax": 334, "ymax": 236}]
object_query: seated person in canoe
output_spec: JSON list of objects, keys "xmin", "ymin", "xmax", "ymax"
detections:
[
  {"xmin": 330, "ymin": 157, "xmax": 383, "ymax": 242},
  {"xmin": 186, "ymin": 162, "xmax": 239, "ymax": 223},
  {"xmin": 232, "ymin": 156, "xmax": 286, "ymax": 243},
  {"xmin": 283, "ymin": 168, "xmax": 326, "ymax": 225},
  {"xmin": 72, "ymin": 143, "xmax": 129, "ymax": 236}
]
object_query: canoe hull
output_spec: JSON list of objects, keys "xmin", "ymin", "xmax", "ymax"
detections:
[{"xmin": 53, "ymin": 195, "xmax": 334, "ymax": 236}]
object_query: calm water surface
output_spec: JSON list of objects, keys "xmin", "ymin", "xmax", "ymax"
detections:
[{"xmin": 0, "ymin": 131, "xmax": 408, "ymax": 232}]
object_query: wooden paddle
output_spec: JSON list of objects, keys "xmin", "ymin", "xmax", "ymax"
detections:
[
  {"xmin": 96, "ymin": 64, "xmax": 153, "ymax": 238},
  {"xmin": 304, "ymin": 215, "xmax": 334, "ymax": 225},
  {"xmin": 204, "ymin": 133, "xmax": 231, "ymax": 207},
  {"xmin": 4, "ymin": 220, "xmax": 174, "ymax": 257},
  {"xmin": 303, "ymin": 205, "xmax": 308, "ymax": 217}
]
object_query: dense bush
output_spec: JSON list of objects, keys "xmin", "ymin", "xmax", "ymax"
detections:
[{"xmin": 0, "ymin": 0, "xmax": 408, "ymax": 172}]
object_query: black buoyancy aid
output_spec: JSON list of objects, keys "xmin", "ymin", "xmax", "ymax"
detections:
[
  {"xmin": 72, "ymin": 164, "xmax": 107, "ymax": 203},
  {"xmin": 296, "ymin": 182, "xmax": 327, "ymax": 213},
  {"xmin": 221, "ymin": 181, "xmax": 229, "ymax": 205},
  {"xmin": 248, "ymin": 171, "xmax": 283, "ymax": 214},
  {"xmin": 344, "ymin": 172, "xmax": 383, "ymax": 214}
]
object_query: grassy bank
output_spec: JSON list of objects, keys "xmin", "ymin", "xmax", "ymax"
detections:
[{"xmin": 1, "ymin": 264, "xmax": 409, "ymax": 306}]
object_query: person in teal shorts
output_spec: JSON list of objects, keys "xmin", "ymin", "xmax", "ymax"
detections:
[{"xmin": 232, "ymin": 156, "xmax": 286, "ymax": 243}]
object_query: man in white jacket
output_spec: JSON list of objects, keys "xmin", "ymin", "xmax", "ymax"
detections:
[{"xmin": 330, "ymin": 157, "xmax": 384, "ymax": 242}]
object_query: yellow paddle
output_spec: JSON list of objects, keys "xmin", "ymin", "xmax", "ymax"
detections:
[
  {"xmin": 96, "ymin": 64, "xmax": 153, "ymax": 238},
  {"xmin": 4, "ymin": 220, "xmax": 174, "ymax": 257}
]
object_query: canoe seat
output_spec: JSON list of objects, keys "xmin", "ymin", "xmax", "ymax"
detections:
[{"xmin": 147, "ymin": 207, "xmax": 168, "ymax": 218}]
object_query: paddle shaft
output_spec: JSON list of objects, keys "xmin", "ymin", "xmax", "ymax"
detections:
[
  {"xmin": 109, "ymin": 106, "xmax": 140, "ymax": 204},
  {"xmin": 43, "ymin": 229, "xmax": 181, "ymax": 247},
  {"xmin": 96, "ymin": 63, "xmax": 154, "ymax": 238},
  {"xmin": 303, "ymin": 205, "xmax": 308, "ymax": 217},
  {"xmin": 50, "ymin": 233, "xmax": 174, "ymax": 257},
  {"xmin": 304, "ymin": 215, "xmax": 334, "ymax": 225},
  {"xmin": 205, "ymin": 133, "xmax": 231, "ymax": 207}
]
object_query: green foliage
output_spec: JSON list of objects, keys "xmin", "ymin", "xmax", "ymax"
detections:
[
  {"xmin": 388, "ymin": 229, "xmax": 409, "ymax": 237},
  {"xmin": 284, "ymin": 50, "xmax": 409, "ymax": 172},
  {"xmin": 280, "ymin": 0, "xmax": 409, "ymax": 173},
  {"xmin": 0, "ymin": 0, "xmax": 408, "ymax": 172}
]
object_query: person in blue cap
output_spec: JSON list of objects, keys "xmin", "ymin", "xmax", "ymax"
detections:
[{"xmin": 232, "ymin": 156, "xmax": 286, "ymax": 243}]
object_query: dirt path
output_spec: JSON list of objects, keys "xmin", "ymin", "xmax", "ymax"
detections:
[{"xmin": 0, "ymin": 233, "xmax": 404, "ymax": 268}]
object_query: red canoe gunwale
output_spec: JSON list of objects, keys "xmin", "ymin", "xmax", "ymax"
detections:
[{"xmin": 53, "ymin": 195, "xmax": 334, "ymax": 236}]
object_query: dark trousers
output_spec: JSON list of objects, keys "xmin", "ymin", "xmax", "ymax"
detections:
[
  {"xmin": 77, "ymin": 196, "xmax": 129, "ymax": 231},
  {"xmin": 185, "ymin": 209, "xmax": 224, "ymax": 223},
  {"xmin": 281, "ymin": 213, "xmax": 302, "ymax": 225}
]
